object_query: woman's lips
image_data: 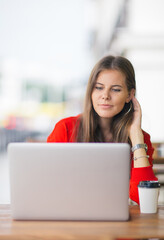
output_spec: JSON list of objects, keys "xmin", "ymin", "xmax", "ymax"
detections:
[{"xmin": 99, "ymin": 104, "xmax": 113, "ymax": 109}]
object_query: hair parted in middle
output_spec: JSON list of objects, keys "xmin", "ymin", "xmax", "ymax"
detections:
[{"xmin": 75, "ymin": 55, "xmax": 136, "ymax": 144}]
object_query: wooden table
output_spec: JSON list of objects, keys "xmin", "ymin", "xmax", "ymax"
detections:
[{"xmin": 1, "ymin": 204, "xmax": 164, "ymax": 240}]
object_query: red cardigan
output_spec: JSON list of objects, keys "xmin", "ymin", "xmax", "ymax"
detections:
[{"xmin": 47, "ymin": 115, "xmax": 158, "ymax": 204}]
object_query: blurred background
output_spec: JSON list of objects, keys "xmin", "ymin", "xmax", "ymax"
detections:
[{"xmin": 1, "ymin": 0, "xmax": 164, "ymax": 203}]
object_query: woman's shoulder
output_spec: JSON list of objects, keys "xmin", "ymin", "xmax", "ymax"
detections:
[
  {"xmin": 56, "ymin": 114, "xmax": 81, "ymax": 127},
  {"xmin": 47, "ymin": 114, "xmax": 81, "ymax": 142}
]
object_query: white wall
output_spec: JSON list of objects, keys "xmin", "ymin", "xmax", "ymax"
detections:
[
  {"xmin": 109, "ymin": 0, "xmax": 164, "ymax": 142},
  {"xmin": 126, "ymin": 0, "xmax": 164, "ymax": 142}
]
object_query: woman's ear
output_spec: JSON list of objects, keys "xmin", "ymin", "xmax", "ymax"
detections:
[{"xmin": 126, "ymin": 88, "xmax": 135, "ymax": 103}]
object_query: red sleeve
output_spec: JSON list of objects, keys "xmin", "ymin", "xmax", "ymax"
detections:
[{"xmin": 129, "ymin": 131, "xmax": 158, "ymax": 204}]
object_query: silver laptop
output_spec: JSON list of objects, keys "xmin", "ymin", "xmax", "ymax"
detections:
[{"xmin": 8, "ymin": 142, "xmax": 130, "ymax": 221}]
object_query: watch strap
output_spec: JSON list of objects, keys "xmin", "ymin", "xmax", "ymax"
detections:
[{"xmin": 131, "ymin": 143, "xmax": 148, "ymax": 152}]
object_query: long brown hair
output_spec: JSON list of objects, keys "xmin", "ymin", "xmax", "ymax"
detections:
[{"xmin": 76, "ymin": 55, "xmax": 136, "ymax": 144}]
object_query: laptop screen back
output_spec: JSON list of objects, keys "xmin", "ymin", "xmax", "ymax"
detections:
[{"xmin": 8, "ymin": 142, "xmax": 130, "ymax": 221}]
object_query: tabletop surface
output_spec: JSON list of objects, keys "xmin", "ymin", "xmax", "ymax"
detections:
[{"xmin": 0, "ymin": 204, "xmax": 164, "ymax": 240}]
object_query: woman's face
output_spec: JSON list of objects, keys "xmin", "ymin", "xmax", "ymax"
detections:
[{"xmin": 91, "ymin": 69, "xmax": 132, "ymax": 120}]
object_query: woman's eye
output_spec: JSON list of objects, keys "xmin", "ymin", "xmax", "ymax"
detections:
[
  {"xmin": 112, "ymin": 89, "xmax": 121, "ymax": 92},
  {"xmin": 95, "ymin": 86, "xmax": 103, "ymax": 90}
]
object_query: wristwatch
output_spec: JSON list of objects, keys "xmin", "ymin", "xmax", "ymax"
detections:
[{"xmin": 131, "ymin": 143, "xmax": 148, "ymax": 152}]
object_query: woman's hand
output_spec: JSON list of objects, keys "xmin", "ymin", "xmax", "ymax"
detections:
[
  {"xmin": 129, "ymin": 97, "xmax": 150, "ymax": 168},
  {"xmin": 128, "ymin": 97, "xmax": 144, "ymax": 145},
  {"xmin": 131, "ymin": 96, "xmax": 142, "ymax": 129}
]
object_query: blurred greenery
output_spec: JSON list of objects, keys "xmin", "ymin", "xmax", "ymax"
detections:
[{"xmin": 22, "ymin": 81, "xmax": 66, "ymax": 103}]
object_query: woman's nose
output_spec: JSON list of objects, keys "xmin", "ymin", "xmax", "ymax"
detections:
[{"xmin": 102, "ymin": 90, "xmax": 111, "ymax": 99}]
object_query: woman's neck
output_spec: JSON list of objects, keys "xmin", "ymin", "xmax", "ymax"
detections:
[{"xmin": 99, "ymin": 118, "xmax": 113, "ymax": 142}]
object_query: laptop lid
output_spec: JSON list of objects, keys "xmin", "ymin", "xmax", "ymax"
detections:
[{"xmin": 8, "ymin": 142, "xmax": 130, "ymax": 221}]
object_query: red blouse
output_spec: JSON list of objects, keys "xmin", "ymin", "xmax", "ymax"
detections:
[{"xmin": 47, "ymin": 115, "xmax": 158, "ymax": 204}]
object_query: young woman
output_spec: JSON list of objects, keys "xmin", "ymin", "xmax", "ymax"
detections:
[{"xmin": 47, "ymin": 55, "xmax": 158, "ymax": 204}]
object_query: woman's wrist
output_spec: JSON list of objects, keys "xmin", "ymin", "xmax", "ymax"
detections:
[
  {"xmin": 129, "ymin": 129, "xmax": 144, "ymax": 146},
  {"xmin": 130, "ymin": 131, "xmax": 150, "ymax": 167}
]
